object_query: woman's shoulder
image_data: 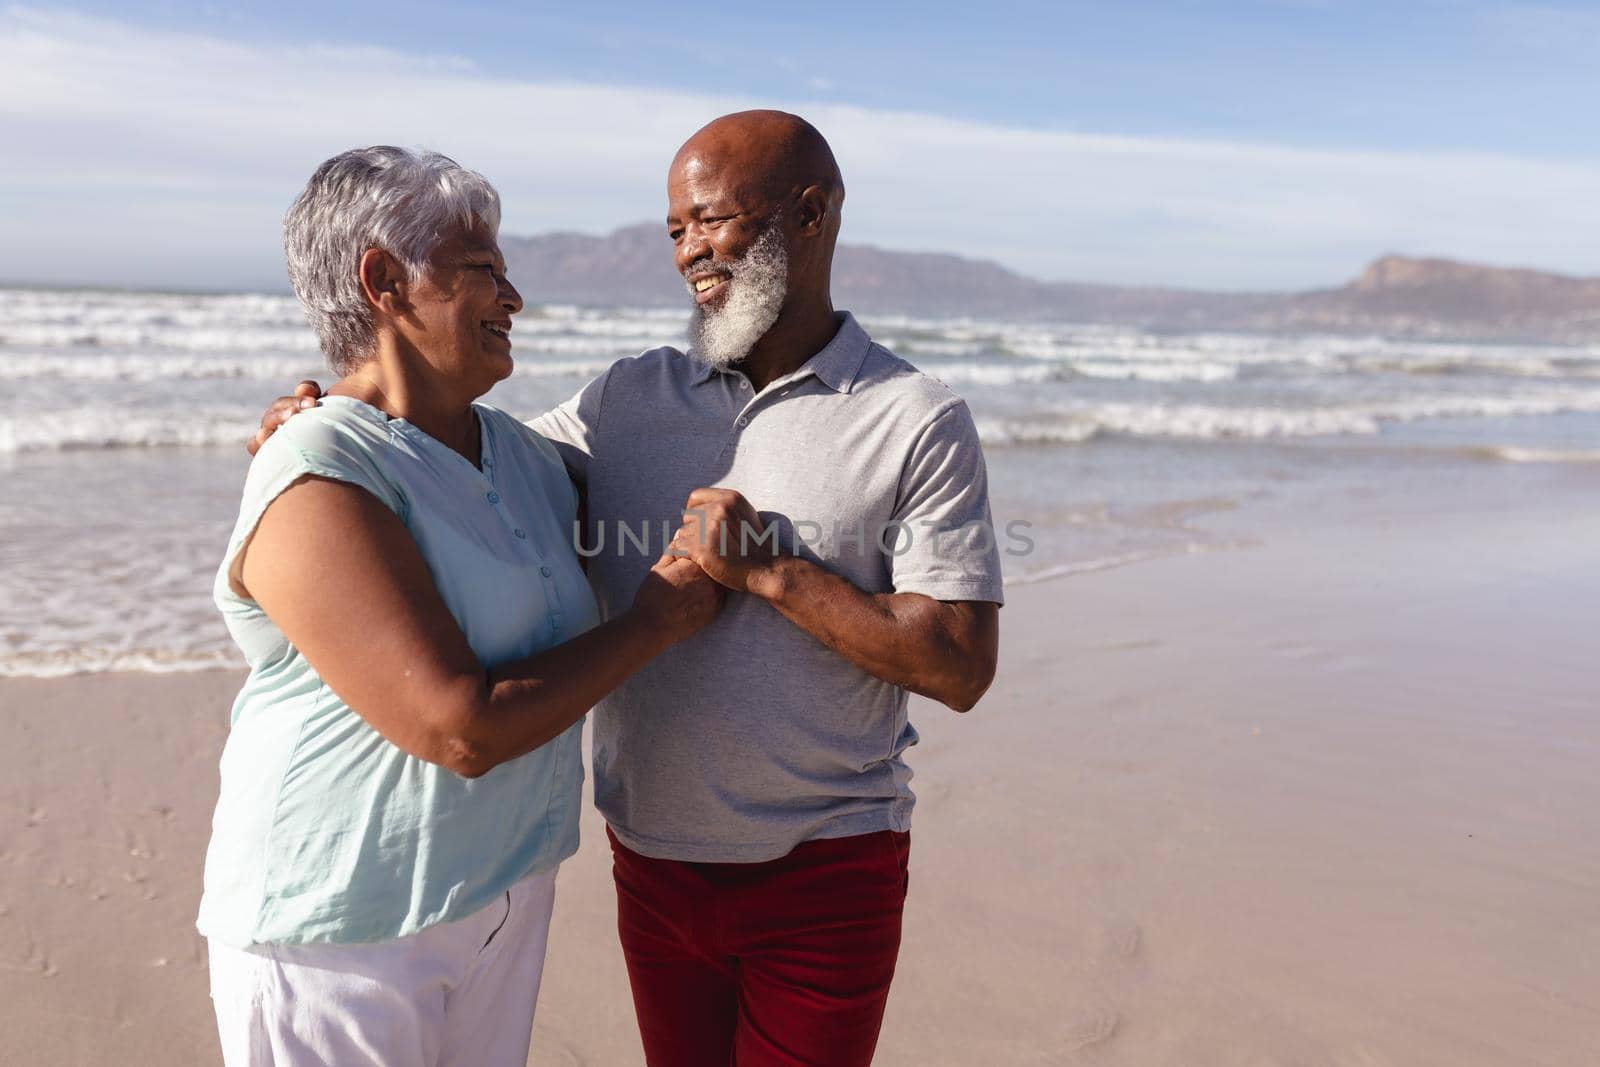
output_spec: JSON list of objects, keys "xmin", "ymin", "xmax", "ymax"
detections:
[
  {"xmin": 245, "ymin": 398, "xmax": 404, "ymax": 512},
  {"xmin": 268, "ymin": 396, "xmax": 393, "ymax": 457}
]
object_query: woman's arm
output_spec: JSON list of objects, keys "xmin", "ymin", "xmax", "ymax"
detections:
[{"xmin": 237, "ymin": 474, "xmax": 719, "ymax": 778}]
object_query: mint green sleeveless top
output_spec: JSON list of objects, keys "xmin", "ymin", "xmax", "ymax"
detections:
[{"xmin": 198, "ymin": 397, "xmax": 599, "ymax": 946}]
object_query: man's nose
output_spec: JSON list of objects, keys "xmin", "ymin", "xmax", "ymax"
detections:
[{"xmin": 676, "ymin": 229, "xmax": 711, "ymax": 274}]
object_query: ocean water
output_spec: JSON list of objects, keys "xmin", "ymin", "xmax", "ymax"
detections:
[{"xmin": 2, "ymin": 286, "xmax": 1598, "ymax": 677}]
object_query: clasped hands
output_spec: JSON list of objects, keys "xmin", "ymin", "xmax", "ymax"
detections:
[
  {"xmin": 633, "ymin": 487, "xmax": 779, "ymax": 639},
  {"xmin": 667, "ymin": 487, "xmax": 784, "ymax": 599}
]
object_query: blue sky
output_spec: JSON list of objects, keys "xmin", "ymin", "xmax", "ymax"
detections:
[{"xmin": 3, "ymin": 1, "xmax": 1599, "ymax": 290}]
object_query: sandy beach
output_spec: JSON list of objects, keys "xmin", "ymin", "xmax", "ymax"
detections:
[{"xmin": 4, "ymin": 467, "xmax": 1599, "ymax": 1066}]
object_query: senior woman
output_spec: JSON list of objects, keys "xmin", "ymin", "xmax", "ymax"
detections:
[{"xmin": 199, "ymin": 146, "xmax": 720, "ymax": 1067}]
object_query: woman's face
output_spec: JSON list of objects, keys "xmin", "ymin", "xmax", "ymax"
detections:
[{"xmin": 399, "ymin": 219, "xmax": 523, "ymax": 396}]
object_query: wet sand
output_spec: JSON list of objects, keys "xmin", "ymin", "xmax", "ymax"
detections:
[{"xmin": 4, "ymin": 487, "xmax": 1598, "ymax": 1065}]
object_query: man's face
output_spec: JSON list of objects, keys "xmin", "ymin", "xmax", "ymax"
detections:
[{"xmin": 668, "ymin": 157, "xmax": 790, "ymax": 368}]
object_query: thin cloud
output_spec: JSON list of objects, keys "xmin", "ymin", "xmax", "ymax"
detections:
[{"xmin": 3, "ymin": 6, "xmax": 1599, "ymax": 291}]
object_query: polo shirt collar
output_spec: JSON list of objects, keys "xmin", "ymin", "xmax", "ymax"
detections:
[{"xmin": 691, "ymin": 312, "xmax": 872, "ymax": 394}]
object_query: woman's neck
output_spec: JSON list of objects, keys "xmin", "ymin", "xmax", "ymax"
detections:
[{"xmin": 329, "ymin": 344, "xmax": 481, "ymax": 467}]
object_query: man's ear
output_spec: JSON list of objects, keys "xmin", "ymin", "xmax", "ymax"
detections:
[
  {"xmin": 357, "ymin": 248, "xmax": 408, "ymax": 314},
  {"xmin": 794, "ymin": 185, "xmax": 830, "ymax": 237}
]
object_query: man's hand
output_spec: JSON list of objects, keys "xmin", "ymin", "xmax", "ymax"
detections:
[
  {"xmin": 247, "ymin": 380, "xmax": 324, "ymax": 456},
  {"xmin": 668, "ymin": 488, "xmax": 782, "ymax": 594}
]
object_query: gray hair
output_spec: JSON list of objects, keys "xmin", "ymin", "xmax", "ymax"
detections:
[{"xmin": 283, "ymin": 146, "xmax": 502, "ymax": 374}]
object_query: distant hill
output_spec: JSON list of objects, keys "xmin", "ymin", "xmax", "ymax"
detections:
[{"xmin": 502, "ymin": 224, "xmax": 1600, "ymax": 343}]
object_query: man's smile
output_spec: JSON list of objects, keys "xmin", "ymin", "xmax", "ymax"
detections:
[{"xmin": 687, "ymin": 272, "xmax": 730, "ymax": 305}]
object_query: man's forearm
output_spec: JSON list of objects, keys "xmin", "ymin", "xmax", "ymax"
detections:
[{"xmin": 748, "ymin": 556, "xmax": 997, "ymax": 712}]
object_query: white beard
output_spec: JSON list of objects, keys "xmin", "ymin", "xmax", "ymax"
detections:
[{"xmin": 686, "ymin": 219, "xmax": 788, "ymax": 370}]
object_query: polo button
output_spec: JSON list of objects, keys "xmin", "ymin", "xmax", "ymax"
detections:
[
  {"xmin": 540, "ymin": 566, "xmax": 553, "ymax": 578},
  {"xmin": 740, "ymin": 380, "xmax": 750, "ymax": 390},
  {"xmin": 486, "ymin": 491, "xmax": 500, "ymax": 504},
  {"xmin": 514, "ymin": 528, "xmax": 526, "ymax": 539},
  {"xmin": 736, "ymin": 416, "xmax": 749, "ymax": 427}
]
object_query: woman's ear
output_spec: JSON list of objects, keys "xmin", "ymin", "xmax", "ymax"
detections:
[{"xmin": 358, "ymin": 248, "xmax": 407, "ymax": 314}]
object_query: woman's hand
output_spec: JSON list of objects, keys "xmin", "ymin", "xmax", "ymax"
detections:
[{"xmin": 632, "ymin": 555, "xmax": 725, "ymax": 642}]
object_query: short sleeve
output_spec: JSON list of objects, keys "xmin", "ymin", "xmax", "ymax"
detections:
[
  {"xmin": 887, "ymin": 401, "xmax": 1005, "ymax": 605},
  {"xmin": 528, "ymin": 364, "xmax": 615, "ymax": 491},
  {"xmin": 216, "ymin": 412, "xmax": 405, "ymax": 607}
]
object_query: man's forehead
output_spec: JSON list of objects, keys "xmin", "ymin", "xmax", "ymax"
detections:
[
  {"xmin": 671, "ymin": 151, "xmax": 735, "ymax": 187},
  {"xmin": 669, "ymin": 154, "xmax": 769, "ymax": 204}
]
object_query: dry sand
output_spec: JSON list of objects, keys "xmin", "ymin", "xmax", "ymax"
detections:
[{"xmin": 4, "ymin": 496, "xmax": 1599, "ymax": 1065}]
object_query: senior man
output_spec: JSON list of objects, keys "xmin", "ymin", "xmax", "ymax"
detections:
[{"xmin": 254, "ymin": 110, "xmax": 1002, "ymax": 1066}]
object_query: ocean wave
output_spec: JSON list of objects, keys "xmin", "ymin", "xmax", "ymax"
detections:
[
  {"xmin": 1468, "ymin": 446, "xmax": 1600, "ymax": 464},
  {"xmin": 977, "ymin": 389, "xmax": 1600, "ymax": 446},
  {"xmin": 878, "ymin": 337, "xmax": 990, "ymax": 359},
  {"xmin": 1068, "ymin": 360, "xmax": 1239, "ymax": 383},
  {"xmin": 510, "ymin": 358, "xmax": 619, "ymax": 379},
  {"xmin": 925, "ymin": 359, "xmax": 1238, "ymax": 387},
  {"xmin": 0, "ymin": 645, "xmax": 242, "ymax": 679},
  {"xmin": 0, "ymin": 324, "xmax": 320, "ymax": 352},
  {"xmin": 0, "ymin": 349, "xmax": 627, "ymax": 383},
  {"xmin": 1342, "ymin": 354, "xmax": 1600, "ymax": 379},
  {"xmin": 975, "ymin": 416, "xmax": 1102, "ymax": 445},
  {"xmin": 10, "ymin": 387, "xmax": 1598, "ymax": 454},
  {"xmin": 0, "ymin": 289, "xmax": 684, "ymax": 353},
  {"xmin": 0, "ymin": 351, "xmax": 325, "ymax": 381},
  {"xmin": 0, "ymin": 410, "xmax": 253, "ymax": 453},
  {"xmin": 927, "ymin": 363, "xmax": 1061, "ymax": 387}
]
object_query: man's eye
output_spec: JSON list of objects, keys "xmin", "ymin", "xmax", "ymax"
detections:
[{"xmin": 668, "ymin": 229, "xmax": 684, "ymax": 242}]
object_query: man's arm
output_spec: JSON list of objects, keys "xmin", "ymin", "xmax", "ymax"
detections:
[
  {"xmin": 671, "ymin": 487, "xmax": 998, "ymax": 712},
  {"xmin": 757, "ymin": 556, "xmax": 998, "ymax": 713}
]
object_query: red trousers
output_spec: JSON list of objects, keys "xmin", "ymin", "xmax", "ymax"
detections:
[{"xmin": 608, "ymin": 826, "xmax": 911, "ymax": 1067}]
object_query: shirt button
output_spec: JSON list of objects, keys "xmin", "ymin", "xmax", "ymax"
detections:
[
  {"xmin": 740, "ymin": 380, "xmax": 750, "ymax": 390},
  {"xmin": 736, "ymin": 416, "xmax": 749, "ymax": 427},
  {"xmin": 514, "ymin": 528, "xmax": 526, "ymax": 539},
  {"xmin": 540, "ymin": 565, "xmax": 553, "ymax": 578},
  {"xmin": 486, "ymin": 491, "xmax": 500, "ymax": 504}
]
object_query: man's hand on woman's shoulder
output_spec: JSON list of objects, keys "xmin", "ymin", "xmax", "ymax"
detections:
[{"xmin": 248, "ymin": 380, "xmax": 325, "ymax": 456}]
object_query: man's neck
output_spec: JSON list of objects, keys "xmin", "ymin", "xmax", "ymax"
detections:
[{"xmin": 739, "ymin": 299, "xmax": 840, "ymax": 392}]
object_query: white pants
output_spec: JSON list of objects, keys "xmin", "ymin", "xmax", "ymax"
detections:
[{"xmin": 208, "ymin": 866, "xmax": 558, "ymax": 1067}]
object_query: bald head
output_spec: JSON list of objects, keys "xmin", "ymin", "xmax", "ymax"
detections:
[
  {"xmin": 666, "ymin": 111, "xmax": 846, "ymax": 376},
  {"xmin": 672, "ymin": 110, "xmax": 844, "ymax": 209}
]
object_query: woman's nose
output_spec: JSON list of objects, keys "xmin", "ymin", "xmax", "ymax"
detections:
[{"xmin": 499, "ymin": 275, "xmax": 524, "ymax": 315}]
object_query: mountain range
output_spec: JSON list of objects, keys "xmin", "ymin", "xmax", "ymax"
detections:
[{"xmin": 502, "ymin": 223, "xmax": 1600, "ymax": 343}]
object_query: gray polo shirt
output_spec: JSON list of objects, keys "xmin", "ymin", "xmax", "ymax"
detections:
[{"xmin": 531, "ymin": 312, "xmax": 1003, "ymax": 862}]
